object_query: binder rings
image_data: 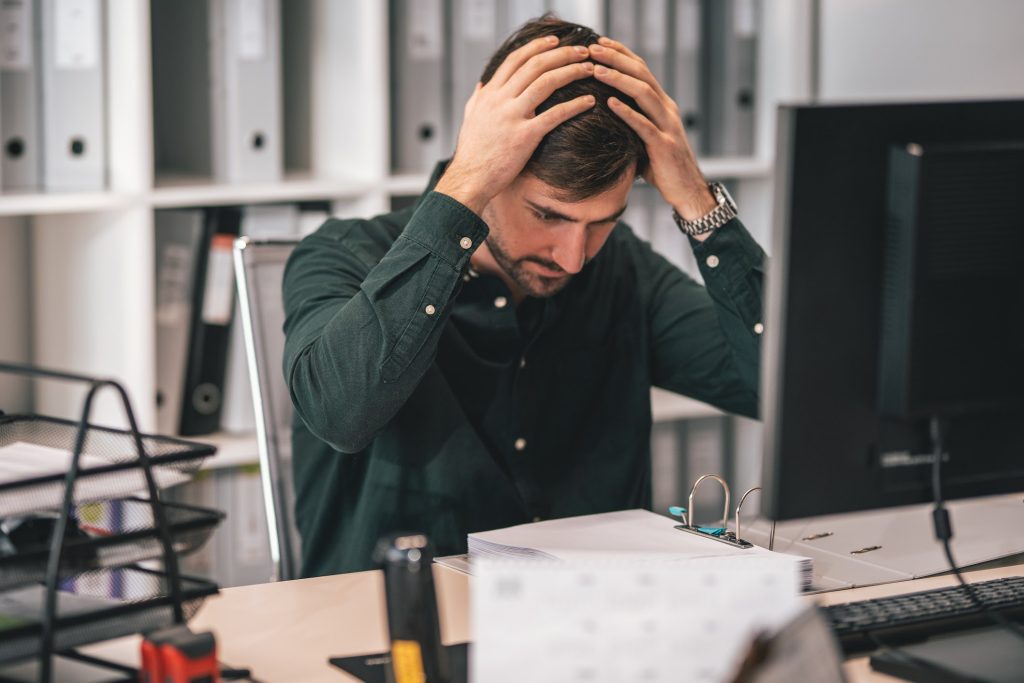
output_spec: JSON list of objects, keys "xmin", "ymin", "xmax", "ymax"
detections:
[
  {"xmin": 704, "ymin": 0, "xmax": 757, "ymax": 157},
  {"xmin": 670, "ymin": 0, "xmax": 703, "ymax": 155},
  {"xmin": 1, "ymin": 0, "xmax": 40, "ymax": 190},
  {"xmin": 37, "ymin": 0, "xmax": 106, "ymax": 191},
  {"xmin": 152, "ymin": 0, "xmax": 282, "ymax": 184},
  {"xmin": 390, "ymin": 0, "xmax": 448, "ymax": 174}
]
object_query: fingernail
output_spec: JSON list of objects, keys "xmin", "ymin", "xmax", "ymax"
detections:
[
  {"xmin": 586, "ymin": 95, "xmax": 596, "ymax": 105},
  {"xmin": 590, "ymin": 44, "xmax": 604, "ymax": 52},
  {"xmin": 546, "ymin": 35, "xmax": 558, "ymax": 45},
  {"xmin": 595, "ymin": 65, "xmax": 609, "ymax": 76},
  {"xmin": 599, "ymin": 36, "xmax": 614, "ymax": 46},
  {"xmin": 582, "ymin": 61, "xmax": 594, "ymax": 71},
  {"xmin": 575, "ymin": 45, "xmax": 588, "ymax": 55}
]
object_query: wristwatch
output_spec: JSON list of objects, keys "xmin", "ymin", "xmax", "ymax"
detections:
[{"xmin": 671, "ymin": 182, "xmax": 738, "ymax": 236}]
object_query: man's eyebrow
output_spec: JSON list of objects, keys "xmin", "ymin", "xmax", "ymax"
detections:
[{"xmin": 525, "ymin": 199, "xmax": 628, "ymax": 225}]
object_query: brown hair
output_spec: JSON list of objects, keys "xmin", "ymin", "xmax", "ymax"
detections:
[{"xmin": 479, "ymin": 15, "xmax": 648, "ymax": 201}]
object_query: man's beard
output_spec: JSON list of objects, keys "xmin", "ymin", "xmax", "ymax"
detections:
[{"xmin": 486, "ymin": 232, "xmax": 575, "ymax": 299}]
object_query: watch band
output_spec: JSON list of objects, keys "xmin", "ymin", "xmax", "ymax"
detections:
[{"xmin": 672, "ymin": 182, "xmax": 738, "ymax": 236}]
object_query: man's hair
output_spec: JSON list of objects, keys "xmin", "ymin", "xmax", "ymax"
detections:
[{"xmin": 479, "ymin": 15, "xmax": 649, "ymax": 201}]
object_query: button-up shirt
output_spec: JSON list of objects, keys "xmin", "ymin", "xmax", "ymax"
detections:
[{"xmin": 282, "ymin": 164, "xmax": 766, "ymax": 575}]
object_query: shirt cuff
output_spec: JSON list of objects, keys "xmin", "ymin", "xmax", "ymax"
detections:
[{"xmin": 399, "ymin": 191, "xmax": 490, "ymax": 272}]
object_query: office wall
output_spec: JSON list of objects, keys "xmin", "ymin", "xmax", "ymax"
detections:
[{"xmin": 818, "ymin": 0, "xmax": 1024, "ymax": 101}]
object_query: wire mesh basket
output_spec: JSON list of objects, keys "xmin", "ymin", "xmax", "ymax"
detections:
[{"xmin": 0, "ymin": 566, "xmax": 217, "ymax": 665}]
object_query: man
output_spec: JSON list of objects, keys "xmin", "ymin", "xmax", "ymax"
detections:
[{"xmin": 282, "ymin": 16, "xmax": 766, "ymax": 576}]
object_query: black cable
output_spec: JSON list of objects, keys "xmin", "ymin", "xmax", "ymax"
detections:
[{"xmin": 929, "ymin": 416, "xmax": 1024, "ymax": 641}]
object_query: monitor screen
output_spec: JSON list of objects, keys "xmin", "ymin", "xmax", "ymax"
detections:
[{"xmin": 762, "ymin": 100, "xmax": 1024, "ymax": 520}]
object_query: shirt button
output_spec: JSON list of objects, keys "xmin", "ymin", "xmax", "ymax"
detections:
[
  {"xmin": 754, "ymin": 322, "xmax": 764, "ymax": 335},
  {"xmin": 519, "ymin": 357, "xmax": 526, "ymax": 369},
  {"xmin": 514, "ymin": 438, "xmax": 527, "ymax": 452},
  {"xmin": 424, "ymin": 304, "xmax": 436, "ymax": 315},
  {"xmin": 494, "ymin": 296, "xmax": 508, "ymax": 309},
  {"xmin": 706, "ymin": 255, "xmax": 720, "ymax": 268},
  {"xmin": 532, "ymin": 516, "xmax": 543, "ymax": 523},
  {"xmin": 462, "ymin": 274, "xmax": 471, "ymax": 282},
  {"xmin": 459, "ymin": 236, "xmax": 473, "ymax": 249}
]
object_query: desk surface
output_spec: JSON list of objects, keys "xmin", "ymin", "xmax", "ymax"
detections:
[{"xmin": 73, "ymin": 563, "xmax": 1023, "ymax": 683}]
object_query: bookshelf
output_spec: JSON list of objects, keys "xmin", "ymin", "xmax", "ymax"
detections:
[{"xmin": 0, "ymin": 0, "xmax": 814, "ymax": 467}]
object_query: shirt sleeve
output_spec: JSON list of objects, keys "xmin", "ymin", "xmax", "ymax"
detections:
[
  {"xmin": 282, "ymin": 191, "xmax": 488, "ymax": 453},
  {"xmin": 645, "ymin": 218, "xmax": 767, "ymax": 418}
]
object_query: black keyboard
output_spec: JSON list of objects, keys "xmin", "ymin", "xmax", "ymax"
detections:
[{"xmin": 824, "ymin": 576, "xmax": 1024, "ymax": 655}]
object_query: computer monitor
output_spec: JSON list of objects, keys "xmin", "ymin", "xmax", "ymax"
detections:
[{"xmin": 762, "ymin": 100, "xmax": 1024, "ymax": 520}]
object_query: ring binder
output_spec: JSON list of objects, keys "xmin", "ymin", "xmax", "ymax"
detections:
[{"xmin": 671, "ymin": 474, "xmax": 758, "ymax": 549}]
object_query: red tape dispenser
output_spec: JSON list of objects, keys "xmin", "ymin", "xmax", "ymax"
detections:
[{"xmin": 140, "ymin": 624, "xmax": 219, "ymax": 683}]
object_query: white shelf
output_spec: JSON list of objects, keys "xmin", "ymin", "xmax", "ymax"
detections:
[
  {"xmin": 150, "ymin": 173, "xmax": 373, "ymax": 209},
  {"xmin": 196, "ymin": 431, "xmax": 261, "ymax": 470},
  {"xmin": 700, "ymin": 156, "xmax": 774, "ymax": 180},
  {"xmin": 0, "ymin": 191, "xmax": 137, "ymax": 216},
  {"xmin": 651, "ymin": 387, "xmax": 722, "ymax": 422},
  {"xmin": 384, "ymin": 173, "xmax": 433, "ymax": 196}
]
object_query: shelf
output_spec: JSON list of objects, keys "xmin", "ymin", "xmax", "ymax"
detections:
[
  {"xmin": 197, "ymin": 432, "xmax": 260, "ymax": 470},
  {"xmin": 650, "ymin": 387, "xmax": 722, "ymax": 422},
  {"xmin": 384, "ymin": 173, "xmax": 433, "ymax": 196},
  {"xmin": 150, "ymin": 173, "xmax": 374, "ymax": 209},
  {"xmin": 0, "ymin": 191, "xmax": 137, "ymax": 217},
  {"xmin": 699, "ymin": 156, "xmax": 774, "ymax": 180}
]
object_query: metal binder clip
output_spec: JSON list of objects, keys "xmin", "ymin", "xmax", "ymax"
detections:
[
  {"xmin": 673, "ymin": 474, "xmax": 753, "ymax": 549},
  {"xmin": 734, "ymin": 486, "xmax": 762, "ymax": 547}
]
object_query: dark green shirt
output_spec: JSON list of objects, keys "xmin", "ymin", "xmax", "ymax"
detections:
[{"xmin": 282, "ymin": 165, "xmax": 766, "ymax": 576}]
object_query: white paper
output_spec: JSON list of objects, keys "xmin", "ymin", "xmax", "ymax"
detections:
[
  {"xmin": 472, "ymin": 557, "xmax": 802, "ymax": 683},
  {"xmin": 0, "ymin": 442, "xmax": 189, "ymax": 518},
  {"xmin": 54, "ymin": 0, "xmax": 100, "ymax": 70},
  {"xmin": 0, "ymin": 0, "xmax": 33, "ymax": 70}
]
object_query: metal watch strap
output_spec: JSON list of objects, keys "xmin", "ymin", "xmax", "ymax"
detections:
[{"xmin": 672, "ymin": 182, "xmax": 738, "ymax": 236}]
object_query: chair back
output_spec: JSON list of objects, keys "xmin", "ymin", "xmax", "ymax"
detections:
[{"xmin": 233, "ymin": 237, "xmax": 301, "ymax": 581}]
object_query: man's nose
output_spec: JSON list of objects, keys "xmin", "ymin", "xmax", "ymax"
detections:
[{"xmin": 551, "ymin": 226, "xmax": 588, "ymax": 275}]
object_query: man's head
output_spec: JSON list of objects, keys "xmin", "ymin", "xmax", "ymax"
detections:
[{"xmin": 472, "ymin": 15, "xmax": 647, "ymax": 300}]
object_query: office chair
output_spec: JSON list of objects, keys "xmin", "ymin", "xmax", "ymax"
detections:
[{"xmin": 233, "ymin": 237, "xmax": 302, "ymax": 581}]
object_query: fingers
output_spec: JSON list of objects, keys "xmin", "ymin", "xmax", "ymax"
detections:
[
  {"xmin": 488, "ymin": 35, "xmax": 560, "ymax": 88},
  {"xmin": 503, "ymin": 44, "xmax": 592, "ymax": 97},
  {"xmin": 517, "ymin": 60, "xmax": 595, "ymax": 110},
  {"xmin": 532, "ymin": 94, "xmax": 597, "ymax": 135},
  {"xmin": 593, "ymin": 65, "xmax": 676, "ymax": 132},
  {"xmin": 607, "ymin": 96, "xmax": 660, "ymax": 144},
  {"xmin": 588, "ymin": 42, "xmax": 667, "ymax": 98}
]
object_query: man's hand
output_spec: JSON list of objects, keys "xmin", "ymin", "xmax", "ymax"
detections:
[
  {"xmin": 435, "ymin": 36, "xmax": 597, "ymax": 215},
  {"xmin": 588, "ymin": 37, "xmax": 719, "ymax": 238}
]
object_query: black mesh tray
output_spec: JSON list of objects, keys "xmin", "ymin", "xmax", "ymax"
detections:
[
  {"xmin": 0, "ymin": 415, "xmax": 215, "ymax": 518},
  {"xmin": 0, "ymin": 497, "xmax": 225, "ymax": 591},
  {"xmin": 0, "ymin": 566, "xmax": 217, "ymax": 665}
]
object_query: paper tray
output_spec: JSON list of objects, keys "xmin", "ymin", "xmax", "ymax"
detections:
[
  {"xmin": 0, "ymin": 566, "xmax": 217, "ymax": 665},
  {"xmin": 0, "ymin": 415, "xmax": 215, "ymax": 518},
  {"xmin": 0, "ymin": 497, "xmax": 225, "ymax": 591}
]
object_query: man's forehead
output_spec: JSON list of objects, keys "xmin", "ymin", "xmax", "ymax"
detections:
[{"xmin": 518, "ymin": 171, "xmax": 635, "ymax": 213}]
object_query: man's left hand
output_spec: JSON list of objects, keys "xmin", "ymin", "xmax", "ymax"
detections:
[{"xmin": 588, "ymin": 36, "xmax": 719, "ymax": 238}]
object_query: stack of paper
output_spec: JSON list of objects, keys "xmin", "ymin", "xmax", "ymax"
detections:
[{"xmin": 468, "ymin": 509, "xmax": 814, "ymax": 590}]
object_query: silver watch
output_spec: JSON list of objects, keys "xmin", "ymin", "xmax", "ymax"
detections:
[{"xmin": 672, "ymin": 182, "xmax": 738, "ymax": 236}]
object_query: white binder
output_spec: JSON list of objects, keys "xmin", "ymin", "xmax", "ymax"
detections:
[
  {"xmin": 671, "ymin": 0, "xmax": 703, "ymax": 155},
  {"xmin": 390, "ymin": 0, "xmax": 447, "ymax": 174},
  {"xmin": 209, "ymin": 0, "xmax": 283, "ymax": 183},
  {"xmin": 37, "ymin": 0, "xmax": 106, "ymax": 191},
  {"xmin": 637, "ymin": 0, "xmax": 669, "ymax": 87},
  {"xmin": 498, "ymin": 0, "xmax": 547, "ymax": 37},
  {"xmin": 0, "ymin": 0, "xmax": 40, "ymax": 190},
  {"xmin": 705, "ymin": 0, "xmax": 757, "ymax": 157},
  {"xmin": 604, "ymin": 0, "xmax": 638, "ymax": 47},
  {"xmin": 449, "ymin": 0, "xmax": 500, "ymax": 144}
]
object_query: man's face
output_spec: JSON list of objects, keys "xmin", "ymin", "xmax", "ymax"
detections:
[{"xmin": 479, "ymin": 170, "xmax": 635, "ymax": 299}]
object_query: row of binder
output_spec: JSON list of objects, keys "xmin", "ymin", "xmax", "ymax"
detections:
[
  {"xmin": 154, "ymin": 201, "xmax": 329, "ymax": 438},
  {"xmin": 391, "ymin": 0, "xmax": 760, "ymax": 175},
  {"xmin": 0, "ymin": 0, "xmax": 107, "ymax": 192},
  {"xmin": 152, "ymin": 0, "xmax": 283, "ymax": 184}
]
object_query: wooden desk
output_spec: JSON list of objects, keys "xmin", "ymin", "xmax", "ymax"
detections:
[{"xmin": 71, "ymin": 563, "xmax": 1022, "ymax": 682}]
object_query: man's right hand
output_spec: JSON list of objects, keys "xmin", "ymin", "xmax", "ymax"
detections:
[{"xmin": 435, "ymin": 36, "xmax": 597, "ymax": 216}]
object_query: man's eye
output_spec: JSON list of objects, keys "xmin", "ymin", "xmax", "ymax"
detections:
[{"xmin": 535, "ymin": 211, "xmax": 559, "ymax": 222}]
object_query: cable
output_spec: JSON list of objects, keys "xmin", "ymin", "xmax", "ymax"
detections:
[{"xmin": 929, "ymin": 416, "xmax": 1024, "ymax": 641}]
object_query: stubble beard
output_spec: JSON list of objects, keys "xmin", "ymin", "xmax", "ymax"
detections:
[{"xmin": 485, "ymin": 232, "xmax": 574, "ymax": 299}]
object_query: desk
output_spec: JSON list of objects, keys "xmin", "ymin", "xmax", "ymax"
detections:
[{"xmin": 70, "ymin": 563, "xmax": 1023, "ymax": 682}]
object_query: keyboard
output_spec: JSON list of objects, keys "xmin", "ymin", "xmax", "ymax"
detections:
[{"xmin": 824, "ymin": 576, "xmax": 1024, "ymax": 655}]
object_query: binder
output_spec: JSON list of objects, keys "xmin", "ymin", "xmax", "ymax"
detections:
[
  {"xmin": 0, "ymin": 0, "xmax": 40, "ymax": 190},
  {"xmin": 37, "ymin": 0, "xmax": 106, "ymax": 191},
  {"xmin": 670, "ymin": 0, "xmax": 703, "ymax": 155},
  {"xmin": 449, "ymin": 0, "xmax": 500, "ymax": 143},
  {"xmin": 209, "ymin": 0, "xmax": 282, "ymax": 183},
  {"xmin": 154, "ymin": 209, "xmax": 206, "ymax": 436},
  {"xmin": 636, "ymin": 0, "xmax": 669, "ymax": 88},
  {"xmin": 704, "ymin": 0, "xmax": 757, "ymax": 156},
  {"xmin": 151, "ymin": 0, "xmax": 282, "ymax": 184},
  {"xmin": 497, "ymin": 0, "xmax": 547, "ymax": 37},
  {"xmin": 179, "ymin": 207, "xmax": 243, "ymax": 436},
  {"xmin": 604, "ymin": 0, "xmax": 638, "ymax": 47},
  {"xmin": 390, "ymin": 0, "xmax": 448, "ymax": 174},
  {"xmin": 219, "ymin": 203, "xmax": 300, "ymax": 434}
]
